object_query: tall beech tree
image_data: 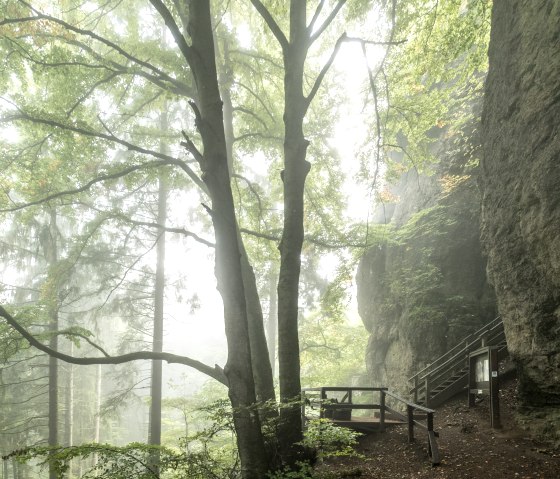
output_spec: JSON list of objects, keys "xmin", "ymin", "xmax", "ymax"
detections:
[{"xmin": 246, "ymin": 0, "xmax": 349, "ymax": 456}]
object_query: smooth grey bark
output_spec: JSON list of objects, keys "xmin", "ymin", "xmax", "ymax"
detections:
[
  {"xmin": 249, "ymin": 0, "xmax": 346, "ymax": 461},
  {"xmin": 275, "ymin": 2, "xmax": 310, "ymax": 456}
]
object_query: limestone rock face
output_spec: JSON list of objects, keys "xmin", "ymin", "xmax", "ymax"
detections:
[
  {"xmin": 357, "ymin": 167, "xmax": 496, "ymax": 395},
  {"xmin": 480, "ymin": 0, "xmax": 560, "ymax": 438}
]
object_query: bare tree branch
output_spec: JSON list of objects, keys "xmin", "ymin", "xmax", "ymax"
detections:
[
  {"xmin": 55, "ymin": 329, "xmax": 111, "ymax": 357},
  {"xmin": 235, "ymin": 80, "xmax": 277, "ymax": 123},
  {"xmin": 233, "ymin": 106, "xmax": 269, "ymax": 130},
  {"xmin": 307, "ymin": 0, "xmax": 327, "ymax": 35},
  {"xmin": 8, "ymin": 3, "xmax": 180, "ymax": 86},
  {"xmin": 119, "ymin": 216, "xmax": 215, "ymax": 248},
  {"xmin": 0, "ymin": 110, "xmax": 206, "ymax": 193},
  {"xmin": 0, "ymin": 305, "xmax": 228, "ymax": 385},
  {"xmin": 148, "ymin": 0, "xmax": 193, "ymax": 66},
  {"xmin": 309, "ymin": 0, "xmax": 347, "ymax": 45},
  {"xmin": 249, "ymin": 0, "xmax": 289, "ymax": 51},
  {"xmin": 239, "ymin": 227, "xmax": 373, "ymax": 249},
  {"xmin": 305, "ymin": 33, "xmax": 346, "ymax": 110},
  {"xmin": 0, "ymin": 158, "xmax": 187, "ymax": 213},
  {"xmin": 67, "ymin": 72, "xmax": 119, "ymax": 117},
  {"xmin": 344, "ymin": 36, "xmax": 406, "ymax": 46},
  {"xmin": 180, "ymin": 130, "xmax": 204, "ymax": 165},
  {"xmin": 232, "ymin": 173, "xmax": 264, "ymax": 218},
  {"xmin": 361, "ymin": 0, "xmax": 399, "ymax": 193}
]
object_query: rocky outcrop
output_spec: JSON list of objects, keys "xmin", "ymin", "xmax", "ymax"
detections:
[
  {"xmin": 357, "ymin": 138, "xmax": 496, "ymax": 394},
  {"xmin": 480, "ymin": 0, "xmax": 560, "ymax": 442}
]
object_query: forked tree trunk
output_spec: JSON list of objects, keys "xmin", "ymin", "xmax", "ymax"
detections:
[
  {"xmin": 217, "ymin": 35, "xmax": 276, "ymax": 405},
  {"xmin": 185, "ymin": 1, "xmax": 268, "ymax": 476}
]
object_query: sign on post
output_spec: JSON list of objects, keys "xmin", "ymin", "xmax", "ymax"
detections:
[{"xmin": 468, "ymin": 346, "xmax": 501, "ymax": 428}]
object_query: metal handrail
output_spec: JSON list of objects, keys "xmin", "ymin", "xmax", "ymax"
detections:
[
  {"xmin": 419, "ymin": 327, "xmax": 505, "ymax": 383},
  {"xmin": 408, "ymin": 316, "xmax": 502, "ymax": 383},
  {"xmin": 409, "ymin": 317, "xmax": 506, "ymax": 405}
]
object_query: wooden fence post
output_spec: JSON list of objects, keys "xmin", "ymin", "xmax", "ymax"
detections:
[
  {"xmin": 320, "ymin": 388, "xmax": 326, "ymax": 419},
  {"xmin": 407, "ymin": 405, "xmax": 414, "ymax": 442},
  {"xmin": 424, "ymin": 376, "xmax": 430, "ymax": 408},
  {"xmin": 380, "ymin": 390, "xmax": 386, "ymax": 432},
  {"xmin": 427, "ymin": 411, "xmax": 434, "ymax": 433}
]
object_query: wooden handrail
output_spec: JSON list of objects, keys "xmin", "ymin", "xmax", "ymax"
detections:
[
  {"xmin": 381, "ymin": 390, "xmax": 440, "ymax": 465},
  {"xmin": 384, "ymin": 390, "xmax": 435, "ymax": 414},
  {"xmin": 301, "ymin": 386, "xmax": 441, "ymax": 466}
]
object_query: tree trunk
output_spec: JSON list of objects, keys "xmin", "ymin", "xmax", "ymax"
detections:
[
  {"xmin": 92, "ymin": 363, "xmax": 102, "ymax": 468},
  {"xmin": 186, "ymin": 1, "xmax": 268, "ymax": 477},
  {"xmin": 65, "ymin": 343, "xmax": 74, "ymax": 478},
  {"xmin": 148, "ymin": 112, "xmax": 168, "ymax": 451},
  {"xmin": 148, "ymin": 113, "xmax": 168, "ymax": 476},
  {"xmin": 46, "ymin": 210, "xmax": 59, "ymax": 479},
  {"xmin": 276, "ymin": 0, "xmax": 310, "ymax": 460},
  {"xmin": 64, "ymin": 343, "xmax": 74, "ymax": 444},
  {"xmin": 267, "ymin": 266, "xmax": 278, "ymax": 378}
]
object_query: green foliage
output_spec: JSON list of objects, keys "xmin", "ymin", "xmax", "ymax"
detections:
[
  {"xmin": 5, "ymin": 400, "xmax": 239, "ymax": 479},
  {"xmin": 266, "ymin": 418, "xmax": 362, "ymax": 479},
  {"xmin": 367, "ymin": 0, "xmax": 492, "ymax": 181},
  {"xmin": 267, "ymin": 461, "xmax": 316, "ymax": 479},
  {"xmin": 300, "ymin": 419, "xmax": 362, "ymax": 459},
  {"xmin": 267, "ymin": 461, "xmax": 364, "ymax": 479},
  {"xmin": 300, "ymin": 312, "xmax": 368, "ymax": 386},
  {"xmin": 6, "ymin": 443, "xmax": 162, "ymax": 478}
]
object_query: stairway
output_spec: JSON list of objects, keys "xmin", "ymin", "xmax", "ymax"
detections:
[{"xmin": 409, "ymin": 316, "xmax": 508, "ymax": 408}]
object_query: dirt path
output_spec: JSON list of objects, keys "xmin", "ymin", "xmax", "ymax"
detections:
[{"xmin": 316, "ymin": 380, "xmax": 560, "ymax": 478}]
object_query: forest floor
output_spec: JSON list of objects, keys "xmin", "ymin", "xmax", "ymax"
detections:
[{"xmin": 314, "ymin": 379, "xmax": 560, "ymax": 478}]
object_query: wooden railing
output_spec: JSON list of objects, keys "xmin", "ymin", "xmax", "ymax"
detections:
[
  {"xmin": 301, "ymin": 386, "xmax": 387, "ymax": 427},
  {"xmin": 383, "ymin": 390, "xmax": 440, "ymax": 466},
  {"xmin": 301, "ymin": 386, "xmax": 440, "ymax": 466},
  {"xmin": 409, "ymin": 316, "xmax": 507, "ymax": 407}
]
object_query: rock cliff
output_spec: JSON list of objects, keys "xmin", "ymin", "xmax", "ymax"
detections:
[
  {"xmin": 480, "ymin": 0, "xmax": 560, "ymax": 442},
  {"xmin": 357, "ymin": 126, "xmax": 496, "ymax": 394}
]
